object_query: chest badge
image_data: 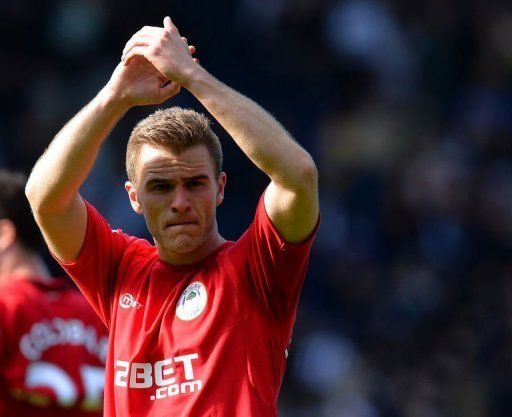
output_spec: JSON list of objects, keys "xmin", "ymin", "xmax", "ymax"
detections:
[{"xmin": 176, "ymin": 281, "xmax": 208, "ymax": 321}]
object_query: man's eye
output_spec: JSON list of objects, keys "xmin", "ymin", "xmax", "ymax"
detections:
[
  {"xmin": 152, "ymin": 183, "xmax": 171, "ymax": 191},
  {"xmin": 188, "ymin": 181, "xmax": 203, "ymax": 187}
]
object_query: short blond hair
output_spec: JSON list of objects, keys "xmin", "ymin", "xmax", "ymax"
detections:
[{"xmin": 126, "ymin": 107, "xmax": 223, "ymax": 183}]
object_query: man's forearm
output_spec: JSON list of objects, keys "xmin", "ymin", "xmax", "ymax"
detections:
[
  {"xmin": 26, "ymin": 88, "xmax": 128, "ymax": 214},
  {"xmin": 184, "ymin": 68, "xmax": 316, "ymax": 189}
]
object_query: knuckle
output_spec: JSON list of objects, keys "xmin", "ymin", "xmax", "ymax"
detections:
[{"xmin": 162, "ymin": 30, "xmax": 172, "ymax": 41}]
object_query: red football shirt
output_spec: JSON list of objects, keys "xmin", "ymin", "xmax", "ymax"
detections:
[
  {"xmin": 59, "ymin": 194, "xmax": 317, "ymax": 416},
  {"xmin": 0, "ymin": 277, "xmax": 108, "ymax": 417}
]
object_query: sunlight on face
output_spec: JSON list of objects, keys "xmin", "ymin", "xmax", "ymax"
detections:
[{"xmin": 125, "ymin": 144, "xmax": 226, "ymax": 264}]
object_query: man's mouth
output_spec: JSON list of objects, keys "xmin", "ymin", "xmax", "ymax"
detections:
[{"xmin": 166, "ymin": 221, "xmax": 197, "ymax": 228}]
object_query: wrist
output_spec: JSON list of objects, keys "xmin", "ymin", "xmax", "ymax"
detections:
[
  {"xmin": 181, "ymin": 65, "xmax": 212, "ymax": 96},
  {"xmin": 97, "ymin": 85, "xmax": 132, "ymax": 116}
]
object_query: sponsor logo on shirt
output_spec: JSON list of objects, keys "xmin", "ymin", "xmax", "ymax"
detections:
[
  {"xmin": 176, "ymin": 281, "xmax": 207, "ymax": 321},
  {"xmin": 114, "ymin": 353, "xmax": 202, "ymax": 401},
  {"xmin": 119, "ymin": 293, "xmax": 143, "ymax": 310}
]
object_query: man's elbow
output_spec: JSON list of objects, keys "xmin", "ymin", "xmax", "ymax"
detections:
[
  {"xmin": 25, "ymin": 176, "xmax": 39, "ymax": 209},
  {"xmin": 271, "ymin": 151, "xmax": 318, "ymax": 193},
  {"xmin": 25, "ymin": 176, "xmax": 56, "ymax": 217},
  {"xmin": 296, "ymin": 153, "xmax": 318, "ymax": 190}
]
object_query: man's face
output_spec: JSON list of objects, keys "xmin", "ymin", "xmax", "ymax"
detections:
[{"xmin": 125, "ymin": 144, "xmax": 226, "ymax": 263}]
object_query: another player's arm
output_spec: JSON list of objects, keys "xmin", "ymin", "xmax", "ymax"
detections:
[
  {"xmin": 26, "ymin": 58, "xmax": 182, "ymax": 262},
  {"xmin": 123, "ymin": 17, "xmax": 319, "ymax": 243}
]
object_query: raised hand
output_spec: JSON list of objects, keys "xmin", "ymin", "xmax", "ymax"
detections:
[
  {"xmin": 121, "ymin": 16, "xmax": 200, "ymax": 87},
  {"xmin": 105, "ymin": 53, "xmax": 181, "ymax": 109}
]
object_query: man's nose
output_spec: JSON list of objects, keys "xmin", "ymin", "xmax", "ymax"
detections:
[{"xmin": 171, "ymin": 187, "xmax": 191, "ymax": 213}]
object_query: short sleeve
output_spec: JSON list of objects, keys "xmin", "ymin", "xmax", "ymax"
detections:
[
  {"xmin": 227, "ymin": 192, "xmax": 318, "ymax": 320},
  {"xmin": 57, "ymin": 200, "xmax": 136, "ymax": 328},
  {"xmin": 0, "ymin": 299, "xmax": 6, "ymax": 367}
]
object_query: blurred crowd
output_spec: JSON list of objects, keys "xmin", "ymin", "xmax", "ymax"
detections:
[{"xmin": 1, "ymin": 0, "xmax": 512, "ymax": 416}]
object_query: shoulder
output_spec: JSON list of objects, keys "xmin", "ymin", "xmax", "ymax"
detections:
[
  {"xmin": 210, "ymin": 241, "xmax": 238, "ymax": 265},
  {"xmin": 0, "ymin": 279, "xmax": 36, "ymax": 304},
  {"xmin": 121, "ymin": 235, "xmax": 158, "ymax": 263},
  {"xmin": 115, "ymin": 236, "xmax": 160, "ymax": 286},
  {"xmin": 0, "ymin": 280, "xmax": 45, "ymax": 327}
]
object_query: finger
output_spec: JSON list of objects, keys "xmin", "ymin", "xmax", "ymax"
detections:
[
  {"xmin": 122, "ymin": 55, "xmax": 146, "ymax": 68},
  {"xmin": 163, "ymin": 16, "xmax": 181, "ymax": 35},
  {"xmin": 123, "ymin": 33, "xmax": 152, "ymax": 50},
  {"xmin": 161, "ymin": 80, "xmax": 181, "ymax": 100},
  {"xmin": 193, "ymin": 58, "xmax": 200, "ymax": 64},
  {"xmin": 188, "ymin": 45, "xmax": 196, "ymax": 55},
  {"xmin": 135, "ymin": 26, "xmax": 163, "ymax": 38},
  {"xmin": 122, "ymin": 28, "xmax": 161, "ymax": 57},
  {"xmin": 122, "ymin": 38, "xmax": 151, "ymax": 60},
  {"xmin": 181, "ymin": 36, "xmax": 188, "ymax": 44},
  {"xmin": 123, "ymin": 46, "xmax": 149, "ymax": 66},
  {"xmin": 138, "ymin": 56, "xmax": 162, "ymax": 74},
  {"xmin": 163, "ymin": 16, "xmax": 173, "ymax": 31}
]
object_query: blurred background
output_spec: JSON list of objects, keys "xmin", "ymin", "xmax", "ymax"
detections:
[{"xmin": 2, "ymin": 0, "xmax": 512, "ymax": 415}]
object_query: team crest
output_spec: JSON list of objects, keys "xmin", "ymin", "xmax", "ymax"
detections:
[{"xmin": 176, "ymin": 281, "xmax": 207, "ymax": 321}]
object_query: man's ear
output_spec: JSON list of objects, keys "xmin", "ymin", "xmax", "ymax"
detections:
[
  {"xmin": 216, "ymin": 172, "xmax": 227, "ymax": 206},
  {"xmin": 125, "ymin": 181, "xmax": 143, "ymax": 214},
  {"xmin": 0, "ymin": 219, "xmax": 17, "ymax": 253}
]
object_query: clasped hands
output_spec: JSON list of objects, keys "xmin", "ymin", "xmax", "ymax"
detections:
[{"xmin": 106, "ymin": 16, "xmax": 200, "ymax": 108}]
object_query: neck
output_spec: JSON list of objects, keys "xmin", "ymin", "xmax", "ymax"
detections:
[{"xmin": 0, "ymin": 245, "xmax": 51, "ymax": 286}]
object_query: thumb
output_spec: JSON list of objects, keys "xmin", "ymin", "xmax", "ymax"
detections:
[
  {"xmin": 161, "ymin": 80, "xmax": 181, "ymax": 100},
  {"xmin": 163, "ymin": 16, "xmax": 175, "ymax": 31}
]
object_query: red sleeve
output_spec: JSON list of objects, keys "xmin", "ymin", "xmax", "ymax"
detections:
[
  {"xmin": 57, "ymin": 200, "xmax": 136, "ymax": 328},
  {"xmin": 0, "ymin": 299, "xmax": 7, "ymax": 368},
  {"xmin": 228, "ymin": 192, "xmax": 319, "ymax": 320}
]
